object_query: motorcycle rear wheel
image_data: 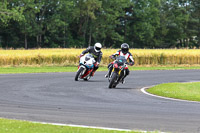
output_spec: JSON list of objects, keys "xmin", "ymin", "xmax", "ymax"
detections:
[{"xmin": 75, "ymin": 67, "xmax": 84, "ymax": 81}]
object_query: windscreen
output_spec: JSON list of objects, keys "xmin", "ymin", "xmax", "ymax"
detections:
[
  {"xmin": 85, "ymin": 54, "xmax": 94, "ymax": 61},
  {"xmin": 116, "ymin": 56, "xmax": 127, "ymax": 65}
]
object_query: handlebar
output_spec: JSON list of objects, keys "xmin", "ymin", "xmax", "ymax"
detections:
[
  {"xmin": 125, "ymin": 62, "xmax": 134, "ymax": 66},
  {"xmin": 110, "ymin": 55, "xmax": 134, "ymax": 66},
  {"xmin": 109, "ymin": 56, "xmax": 116, "ymax": 60},
  {"xmin": 125, "ymin": 62, "xmax": 130, "ymax": 65}
]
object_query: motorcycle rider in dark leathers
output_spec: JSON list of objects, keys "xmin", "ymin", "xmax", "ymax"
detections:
[
  {"xmin": 105, "ymin": 43, "xmax": 134, "ymax": 84},
  {"xmin": 79, "ymin": 43, "xmax": 103, "ymax": 76}
]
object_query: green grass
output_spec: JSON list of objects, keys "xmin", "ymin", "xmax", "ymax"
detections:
[
  {"xmin": 147, "ymin": 82, "xmax": 200, "ymax": 102},
  {"xmin": 1, "ymin": 65, "xmax": 200, "ymax": 74},
  {"xmin": 0, "ymin": 118, "xmax": 159, "ymax": 133},
  {"xmin": 0, "ymin": 66, "xmax": 78, "ymax": 74}
]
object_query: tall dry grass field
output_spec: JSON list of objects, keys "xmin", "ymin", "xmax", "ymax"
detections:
[{"xmin": 0, "ymin": 48, "xmax": 200, "ymax": 66}]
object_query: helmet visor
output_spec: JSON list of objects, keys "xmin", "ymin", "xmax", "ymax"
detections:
[
  {"xmin": 95, "ymin": 47, "xmax": 101, "ymax": 51},
  {"xmin": 122, "ymin": 48, "xmax": 128, "ymax": 53}
]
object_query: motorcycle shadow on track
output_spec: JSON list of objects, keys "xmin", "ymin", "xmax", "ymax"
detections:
[
  {"xmin": 107, "ymin": 87, "xmax": 137, "ymax": 90},
  {"xmin": 73, "ymin": 79, "xmax": 105, "ymax": 83}
]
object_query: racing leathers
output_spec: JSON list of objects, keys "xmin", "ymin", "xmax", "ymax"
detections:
[
  {"xmin": 80, "ymin": 46, "xmax": 103, "ymax": 76},
  {"xmin": 106, "ymin": 50, "xmax": 134, "ymax": 83}
]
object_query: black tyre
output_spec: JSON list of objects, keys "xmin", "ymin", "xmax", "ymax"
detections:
[
  {"xmin": 83, "ymin": 78, "xmax": 88, "ymax": 81},
  {"xmin": 75, "ymin": 67, "xmax": 84, "ymax": 81},
  {"xmin": 83, "ymin": 76, "xmax": 90, "ymax": 81},
  {"xmin": 109, "ymin": 72, "xmax": 118, "ymax": 88}
]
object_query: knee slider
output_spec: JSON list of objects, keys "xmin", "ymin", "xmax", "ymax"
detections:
[
  {"xmin": 108, "ymin": 63, "xmax": 112, "ymax": 68},
  {"xmin": 126, "ymin": 69, "xmax": 130, "ymax": 75}
]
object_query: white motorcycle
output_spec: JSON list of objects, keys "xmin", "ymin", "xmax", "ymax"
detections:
[{"xmin": 75, "ymin": 54, "xmax": 96, "ymax": 81}]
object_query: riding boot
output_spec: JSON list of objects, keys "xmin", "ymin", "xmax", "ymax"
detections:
[
  {"xmin": 121, "ymin": 75, "xmax": 127, "ymax": 84},
  {"xmin": 91, "ymin": 69, "xmax": 96, "ymax": 76},
  {"xmin": 105, "ymin": 66, "xmax": 113, "ymax": 78}
]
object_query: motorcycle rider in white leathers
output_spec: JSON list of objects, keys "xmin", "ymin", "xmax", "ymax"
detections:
[{"xmin": 105, "ymin": 43, "xmax": 134, "ymax": 83}]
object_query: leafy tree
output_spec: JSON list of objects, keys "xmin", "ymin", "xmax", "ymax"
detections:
[
  {"xmin": 70, "ymin": 0, "xmax": 102, "ymax": 47},
  {"xmin": 99, "ymin": 0, "xmax": 132, "ymax": 48},
  {"xmin": 125, "ymin": 0, "xmax": 160, "ymax": 48},
  {"xmin": 0, "ymin": 0, "xmax": 199, "ymax": 49},
  {"xmin": 0, "ymin": 0, "xmax": 24, "ymax": 24},
  {"xmin": 189, "ymin": 0, "xmax": 200, "ymax": 47}
]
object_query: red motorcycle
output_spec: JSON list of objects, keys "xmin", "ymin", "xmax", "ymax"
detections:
[{"xmin": 107, "ymin": 56, "xmax": 129, "ymax": 88}]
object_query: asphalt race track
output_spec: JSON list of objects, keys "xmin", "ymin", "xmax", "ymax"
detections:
[{"xmin": 0, "ymin": 70, "xmax": 200, "ymax": 133}]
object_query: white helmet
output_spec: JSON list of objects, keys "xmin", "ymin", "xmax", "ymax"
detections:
[{"xmin": 94, "ymin": 43, "xmax": 102, "ymax": 52}]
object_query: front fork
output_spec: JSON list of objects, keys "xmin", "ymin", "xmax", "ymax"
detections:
[
  {"xmin": 78, "ymin": 65, "xmax": 87, "ymax": 76},
  {"xmin": 110, "ymin": 68, "xmax": 124, "ymax": 82},
  {"xmin": 111, "ymin": 68, "xmax": 125, "ymax": 83}
]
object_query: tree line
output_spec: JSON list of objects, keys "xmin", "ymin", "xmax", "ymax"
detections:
[{"xmin": 0, "ymin": 0, "xmax": 199, "ymax": 49}]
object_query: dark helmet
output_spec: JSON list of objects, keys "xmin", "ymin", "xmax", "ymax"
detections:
[{"xmin": 121, "ymin": 43, "xmax": 129, "ymax": 54}]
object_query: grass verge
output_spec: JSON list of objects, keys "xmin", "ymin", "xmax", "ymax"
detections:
[
  {"xmin": 0, "ymin": 118, "xmax": 159, "ymax": 133},
  {"xmin": 0, "ymin": 66, "xmax": 78, "ymax": 74},
  {"xmin": 147, "ymin": 82, "xmax": 200, "ymax": 102},
  {"xmin": 1, "ymin": 65, "xmax": 200, "ymax": 74}
]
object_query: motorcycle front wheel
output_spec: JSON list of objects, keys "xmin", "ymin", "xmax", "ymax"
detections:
[
  {"xmin": 75, "ymin": 67, "xmax": 84, "ymax": 81},
  {"xmin": 109, "ymin": 72, "xmax": 118, "ymax": 88}
]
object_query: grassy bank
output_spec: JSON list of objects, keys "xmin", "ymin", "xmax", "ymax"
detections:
[
  {"xmin": 147, "ymin": 82, "xmax": 200, "ymax": 102},
  {"xmin": 1, "ymin": 65, "xmax": 200, "ymax": 74},
  {"xmin": 0, "ymin": 118, "xmax": 159, "ymax": 133}
]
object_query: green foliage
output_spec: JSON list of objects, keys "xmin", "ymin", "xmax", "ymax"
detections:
[
  {"xmin": 0, "ymin": 0, "xmax": 199, "ymax": 48},
  {"xmin": 0, "ymin": 0, "xmax": 25, "ymax": 24}
]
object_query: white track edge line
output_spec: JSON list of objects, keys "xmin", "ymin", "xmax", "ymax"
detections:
[
  {"xmin": 34, "ymin": 121, "xmax": 132, "ymax": 131},
  {"xmin": 141, "ymin": 85, "xmax": 200, "ymax": 104},
  {"xmin": 35, "ymin": 121, "xmax": 165, "ymax": 133},
  {"xmin": 0, "ymin": 117, "xmax": 168, "ymax": 133},
  {"xmin": 0, "ymin": 117, "xmax": 166, "ymax": 133},
  {"xmin": 30, "ymin": 121, "xmax": 155, "ymax": 133}
]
